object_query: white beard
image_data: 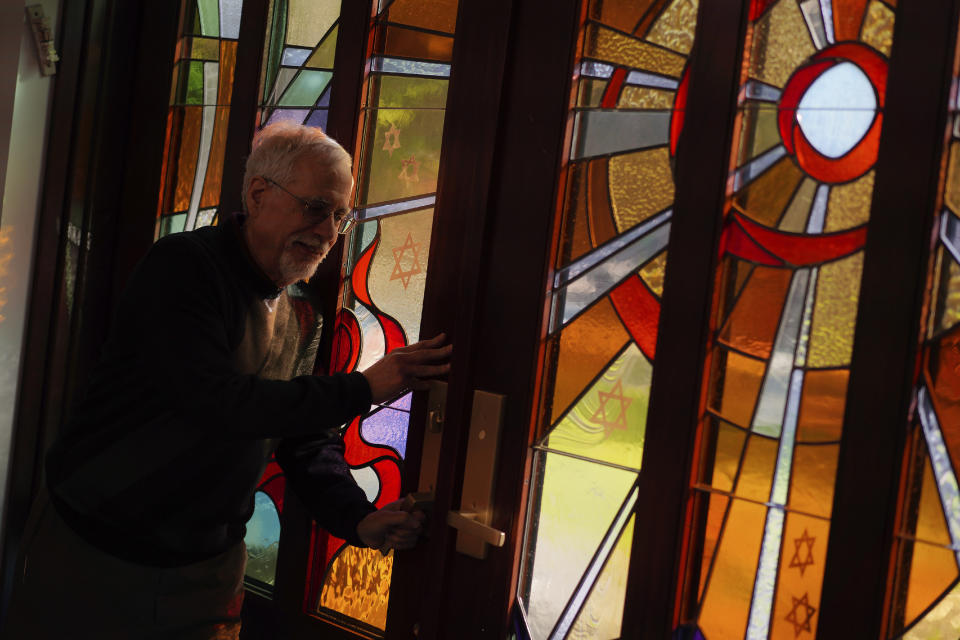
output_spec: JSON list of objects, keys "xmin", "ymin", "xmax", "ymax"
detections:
[{"xmin": 278, "ymin": 236, "xmax": 329, "ymax": 284}]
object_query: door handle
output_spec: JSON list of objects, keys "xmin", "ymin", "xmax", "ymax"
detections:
[
  {"xmin": 446, "ymin": 511, "xmax": 505, "ymax": 548},
  {"xmin": 448, "ymin": 389, "xmax": 507, "ymax": 559}
]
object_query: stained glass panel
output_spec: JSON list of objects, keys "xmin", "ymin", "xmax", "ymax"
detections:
[
  {"xmin": 680, "ymin": 1, "xmax": 897, "ymax": 637},
  {"xmin": 518, "ymin": 0, "xmax": 700, "ymax": 636},
  {"xmin": 156, "ymin": 0, "xmax": 244, "ymax": 238},
  {"xmin": 888, "ymin": 14, "xmax": 960, "ymax": 636},
  {"xmin": 304, "ymin": 0, "xmax": 460, "ymax": 632}
]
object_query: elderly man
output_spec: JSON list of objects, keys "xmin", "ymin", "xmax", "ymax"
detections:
[{"xmin": 3, "ymin": 122, "xmax": 450, "ymax": 639}]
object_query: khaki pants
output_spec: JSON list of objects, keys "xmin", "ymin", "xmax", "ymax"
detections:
[{"xmin": 2, "ymin": 490, "xmax": 246, "ymax": 640}]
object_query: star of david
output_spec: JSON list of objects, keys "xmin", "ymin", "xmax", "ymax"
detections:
[
  {"xmin": 383, "ymin": 123, "xmax": 401, "ymax": 156},
  {"xmin": 789, "ymin": 528, "xmax": 815, "ymax": 576},
  {"xmin": 784, "ymin": 592, "xmax": 816, "ymax": 637},
  {"xmin": 390, "ymin": 232, "xmax": 423, "ymax": 289},
  {"xmin": 590, "ymin": 380, "xmax": 632, "ymax": 436},
  {"xmin": 398, "ymin": 155, "xmax": 420, "ymax": 184}
]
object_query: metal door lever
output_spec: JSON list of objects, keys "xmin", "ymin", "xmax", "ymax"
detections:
[{"xmin": 446, "ymin": 511, "xmax": 505, "ymax": 548}]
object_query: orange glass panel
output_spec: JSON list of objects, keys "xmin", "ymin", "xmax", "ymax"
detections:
[
  {"xmin": 770, "ymin": 513, "xmax": 830, "ymax": 639},
  {"xmin": 218, "ymin": 40, "xmax": 237, "ymax": 104},
  {"xmin": 788, "ymin": 444, "xmax": 839, "ymax": 518},
  {"xmin": 174, "ymin": 106, "xmax": 203, "ymax": 213},
  {"xmin": 589, "ymin": 0, "xmax": 659, "ymax": 34},
  {"xmin": 200, "ymin": 106, "xmax": 230, "ymax": 208},
  {"xmin": 915, "ymin": 448, "xmax": 952, "ymax": 546},
  {"xmin": 609, "ymin": 148, "xmax": 675, "ymax": 234},
  {"xmin": 550, "ymin": 297, "xmax": 631, "ymax": 423},
  {"xmin": 587, "ymin": 158, "xmax": 618, "ymax": 248},
  {"xmin": 384, "ymin": 25, "xmax": 454, "ymax": 62},
  {"xmin": 583, "ymin": 23, "xmax": 686, "ymax": 76},
  {"xmin": 833, "ymin": 0, "xmax": 871, "ymax": 41},
  {"xmin": 796, "ymin": 369, "xmax": 848, "ymax": 443},
  {"xmin": 733, "ymin": 434, "xmax": 778, "ymax": 502},
  {"xmin": 779, "ymin": 178, "xmax": 817, "ymax": 232},
  {"xmin": 697, "ymin": 491, "xmax": 730, "ymax": 600},
  {"xmin": 824, "ymin": 170, "xmax": 874, "ymax": 232},
  {"xmin": 732, "ymin": 157, "xmax": 805, "ymax": 227},
  {"xmin": 698, "ymin": 498, "xmax": 767, "ymax": 638},
  {"xmin": 709, "ymin": 349, "xmax": 767, "ymax": 428},
  {"xmin": 718, "ymin": 266, "xmax": 793, "ymax": 359},
  {"xmin": 930, "ymin": 326, "xmax": 960, "ymax": 472},
  {"xmin": 945, "ymin": 143, "xmax": 960, "ymax": 216},
  {"xmin": 807, "ymin": 252, "xmax": 863, "ymax": 368},
  {"xmin": 904, "ymin": 541, "xmax": 960, "ymax": 628},
  {"xmin": 747, "ymin": 0, "xmax": 817, "ymax": 87},
  {"xmin": 556, "ymin": 162, "xmax": 593, "ymax": 267},
  {"xmin": 386, "ymin": 0, "xmax": 458, "ymax": 34}
]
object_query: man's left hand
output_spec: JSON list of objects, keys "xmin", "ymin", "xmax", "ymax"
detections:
[{"xmin": 356, "ymin": 499, "xmax": 426, "ymax": 552}]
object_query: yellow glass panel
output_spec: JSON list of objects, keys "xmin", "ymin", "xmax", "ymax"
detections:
[
  {"xmin": 736, "ymin": 105, "xmax": 781, "ymax": 166},
  {"xmin": 578, "ymin": 78, "xmax": 607, "ymax": 109},
  {"xmin": 557, "ymin": 161, "xmax": 594, "ymax": 267},
  {"xmin": 710, "ymin": 349, "xmax": 767, "ymax": 427},
  {"xmin": 796, "ymin": 369, "xmax": 848, "ymax": 443},
  {"xmin": 733, "ymin": 434, "xmax": 778, "ymax": 502},
  {"xmin": 779, "ymin": 178, "xmax": 817, "ymax": 232},
  {"xmin": 904, "ymin": 541, "xmax": 960, "ymax": 628},
  {"xmin": 916, "ymin": 450, "xmax": 952, "ymax": 546},
  {"xmin": 903, "ymin": 581, "xmax": 960, "ymax": 640},
  {"xmin": 609, "ymin": 148, "xmax": 675, "ymax": 233},
  {"xmin": 618, "ymin": 86, "xmax": 675, "ymax": 110},
  {"xmin": 732, "ymin": 157, "xmax": 805, "ymax": 226},
  {"xmin": 945, "ymin": 143, "xmax": 960, "ymax": 216},
  {"xmin": 522, "ymin": 453, "xmax": 637, "ymax": 638},
  {"xmin": 191, "ymin": 36, "xmax": 220, "ymax": 60},
  {"xmin": 711, "ymin": 420, "xmax": 748, "ymax": 492},
  {"xmin": 860, "ymin": 0, "xmax": 895, "ymax": 57},
  {"xmin": 584, "ymin": 23, "xmax": 686, "ymax": 77},
  {"xmin": 770, "ymin": 513, "xmax": 830, "ymax": 640},
  {"xmin": 568, "ymin": 515, "xmax": 635, "ymax": 638},
  {"xmin": 305, "ymin": 24, "xmax": 338, "ymax": 69},
  {"xmin": 808, "ymin": 252, "xmax": 863, "ymax": 368},
  {"xmin": 788, "ymin": 444, "xmax": 839, "ymax": 518},
  {"xmin": 319, "ymin": 546, "xmax": 393, "ymax": 630},
  {"xmin": 550, "ymin": 297, "xmax": 631, "ymax": 422},
  {"xmin": 645, "ymin": 0, "xmax": 699, "ymax": 55},
  {"xmin": 824, "ymin": 170, "xmax": 874, "ymax": 232},
  {"xmin": 286, "ymin": 0, "xmax": 341, "ymax": 47},
  {"xmin": 639, "ymin": 251, "xmax": 667, "ymax": 297},
  {"xmin": 358, "ymin": 108, "xmax": 445, "ymax": 205},
  {"xmin": 698, "ymin": 498, "xmax": 767, "ymax": 639},
  {"xmin": 545, "ymin": 343, "xmax": 651, "ymax": 470},
  {"xmin": 367, "ymin": 209, "xmax": 434, "ymax": 344},
  {"xmin": 747, "ymin": 0, "xmax": 817, "ymax": 88},
  {"xmin": 937, "ymin": 250, "xmax": 960, "ymax": 334}
]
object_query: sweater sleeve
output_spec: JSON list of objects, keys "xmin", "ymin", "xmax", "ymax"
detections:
[
  {"xmin": 117, "ymin": 235, "xmax": 372, "ymax": 439},
  {"xmin": 275, "ymin": 433, "xmax": 377, "ymax": 546}
]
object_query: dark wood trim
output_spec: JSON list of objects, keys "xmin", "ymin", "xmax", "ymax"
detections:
[
  {"xmin": 217, "ymin": 0, "xmax": 270, "ymax": 217},
  {"xmin": 819, "ymin": 0, "xmax": 960, "ymax": 636},
  {"xmin": 620, "ymin": 0, "xmax": 749, "ymax": 636}
]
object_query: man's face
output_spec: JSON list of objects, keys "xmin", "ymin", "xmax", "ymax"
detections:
[{"xmin": 245, "ymin": 155, "xmax": 352, "ymax": 287}]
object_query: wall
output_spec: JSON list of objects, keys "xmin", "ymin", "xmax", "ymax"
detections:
[{"xmin": 0, "ymin": 0, "xmax": 61, "ymax": 547}]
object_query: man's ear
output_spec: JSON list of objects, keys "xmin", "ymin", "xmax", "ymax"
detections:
[{"xmin": 247, "ymin": 176, "xmax": 268, "ymax": 214}]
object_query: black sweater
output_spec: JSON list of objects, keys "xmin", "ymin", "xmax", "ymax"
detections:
[{"xmin": 46, "ymin": 215, "xmax": 375, "ymax": 567}]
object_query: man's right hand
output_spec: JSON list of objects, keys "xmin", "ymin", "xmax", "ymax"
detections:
[{"xmin": 362, "ymin": 333, "xmax": 452, "ymax": 404}]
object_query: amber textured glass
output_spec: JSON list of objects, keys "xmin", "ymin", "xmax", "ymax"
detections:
[
  {"xmin": 517, "ymin": 0, "xmax": 701, "ymax": 637},
  {"xmin": 679, "ymin": 1, "xmax": 898, "ymax": 638},
  {"xmin": 886, "ymin": 13, "xmax": 960, "ymax": 638}
]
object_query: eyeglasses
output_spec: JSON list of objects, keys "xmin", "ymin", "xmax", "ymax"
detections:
[{"xmin": 263, "ymin": 177, "xmax": 356, "ymax": 235}]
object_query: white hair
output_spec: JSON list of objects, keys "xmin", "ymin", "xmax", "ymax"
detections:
[{"xmin": 242, "ymin": 121, "xmax": 352, "ymax": 211}]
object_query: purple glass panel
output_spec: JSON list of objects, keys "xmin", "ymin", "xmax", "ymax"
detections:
[
  {"xmin": 360, "ymin": 405, "xmax": 410, "ymax": 458},
  {"xmin": 305, "ymin": 109, "xmax": 329, "ymax": 131},
  {"xmin": 266, "ymin": 108, "xmax": 309, "ymax": 125}
]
